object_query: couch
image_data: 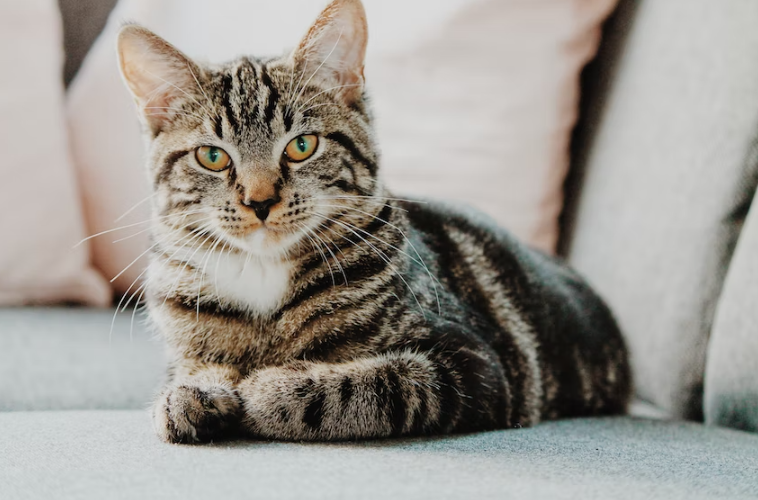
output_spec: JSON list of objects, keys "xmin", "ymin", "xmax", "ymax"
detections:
[{"xmin": 2, "ymin": 0, "xmax": 758, "ymax": 498}]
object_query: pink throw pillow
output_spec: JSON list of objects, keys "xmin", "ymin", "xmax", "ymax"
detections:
[{"xmin": 0, "ymin": 0, "xmax": 110, "ymax": 306}]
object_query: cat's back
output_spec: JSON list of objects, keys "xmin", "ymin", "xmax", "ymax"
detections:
[
  {"xmin": 400, "ymin": 197, "xmax": 562, "ymax": 296},
  {"xmin": 400, "ymin": 197, "xmax": 582, "ymax": 329}
]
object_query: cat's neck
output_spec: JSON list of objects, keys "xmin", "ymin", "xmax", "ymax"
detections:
[{"xmin": 196, "ymin": 250, "xmax": 292, "ymax": 317}]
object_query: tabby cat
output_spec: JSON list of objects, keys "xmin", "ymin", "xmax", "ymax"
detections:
[{"xmin": 116, "ymin": 0, "xmax": 631, "ymax": 443}]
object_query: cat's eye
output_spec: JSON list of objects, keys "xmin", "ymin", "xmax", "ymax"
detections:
[
  {"xmin": 195, "ymin": 146, "xmax": 231, "ymax": 172},
  {"xmin": 284, "ymin": 135, "xmax": 319, "ymax": 163}
]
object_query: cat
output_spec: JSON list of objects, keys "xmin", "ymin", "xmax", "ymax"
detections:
[{"xmin": 116, "ymin": 0, "xmax": 631, "ymax": 444}]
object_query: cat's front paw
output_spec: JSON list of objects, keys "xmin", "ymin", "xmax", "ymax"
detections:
[{"xmin": 152, "ymin": 384, "xmax": 243, "ymax": 444}]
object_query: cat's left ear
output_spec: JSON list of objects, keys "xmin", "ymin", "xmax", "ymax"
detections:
[
  {"xmin": 117, "ymin": 24, "xmax": 204, "ymax": 134},
  {"xmin": 291, "ymin": 0, "xmax": 368, "ymax": 104}
]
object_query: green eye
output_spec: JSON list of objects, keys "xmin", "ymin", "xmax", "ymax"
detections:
[
  {"xmin": 196, "ymin": 146, "xmax": 231, "ymax": 171},
  {"xmin": 284, "ymin": 135, "xmax": 319, "ymax": 162}
]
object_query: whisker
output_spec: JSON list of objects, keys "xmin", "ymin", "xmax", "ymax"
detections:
[
  {"xmin": 120, "ymin": 279, "xmax": 146, "ymax": 314},
  {"xmin": 284, "ymin": 60, "xmax": 296, "ymax": 117},
  {"xmin": 214, "ymin": 240, "xmax": 230, "ymax": 292},
  {"xmin": 295, "ymin": 82, "xmax": 362, "ymax": 115},
  {"xmin": 313, "ymin": 224, "xmax": 349, "ymax": 286},
  {"xmin": 110, "ymin": 265, "xmax": 150, "ymax": 343},
  {"xmin": 316, "ymin": 203, "xmax": 441, "ymax": 315},
  {"xmin": 281, "ymin": 241, "xmax": 296, "ymax": 274},
  {"xmin": 311, "ymin": 212, "xmax": 427, "ymax": 319},
  {"xmin": 129, "ymin": 288, "xmax": 147, "ymax": 342},
  {"xmin": 144, "ymin": 80, "xmax": 171, "ymax": 105},
  {"xmin": 113, "ymin": 216, "xmax": 213, "ymax": 244},
  {"xmin": 186, "ymin": 62, "xmax": 213, "ymax": 111},
  {"xmin": 301, "ymin": 223, "xmax": 339, "ymax": 287},
  {"xmin": 109, "ymin": 216, "xmax": 208, "ymax": 286},
  {"xmin": 143, "ymin": 107, "xmax": 206, "ymax": 122},
  {"xmin": 196, "ymin": 236, "xmax": 224, "ymax": 321},
  {"xmin": 114, "ymin": 193, "xmax": 157, "ymax": 223},
  {"xmin": 76, "ymin": 221, "xmax": 157, "ymax": 248},
  {"xmin": 144, "ymin": 111, "xmax": 205, "ymax": 123},
  {"xmin": 314, "ymin": 208, "xmax": 421, "ymax": 266},
  {"xmin": 313, "ymin": 195, "xmax": 427, "ymax": 205},
  {"xmin": 242, "ymin": 245, "xmax": 254, "ymax": 275},
  {"xmin": 110, "ymin": 244, "xmax": 156, "ymax": 284},
  {"xmin": 295, "ymin": 222, "xmax": 334, "ymax": 287},
  {"xmin": 112, "ymin": 227, "xmax": 151, "ymax": 245},
  {"xmin": 142, "ymin": 68, "xmax": 213, "ymax": 116},
  {"xmin": 287, "ymin": 54, "xmax": 310, "ymax": 112},
  {"xmin": 298, "ymin": 102, "xmax": 341, "ymax": 116},
  {"xmin": 292, "ymin": 30, "xmax": 344, "ymax": 109},
  {"xmin": 161, "ymin": 227, "xmax": 217, "ymax": 308},
  {"xmin": 315, "ymin": 199, "xmax": 409, "ymax": 214},
  {"xmin": 75, "ymin": 209, "xmax": 206, "ymax": 247}
]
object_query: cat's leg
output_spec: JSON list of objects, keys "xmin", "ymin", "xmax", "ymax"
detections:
[
  {"xmin": 152, "ymin": 362, "xmax": 243, "ymax": 443},
  {"xmin": 237, "ymin": 348, "xmax": 512, "ymax": 441}
]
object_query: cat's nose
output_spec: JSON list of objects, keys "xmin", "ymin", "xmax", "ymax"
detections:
[{"xmin": 241, "ymin": 195, "xmax": 280, "ymax": 221}]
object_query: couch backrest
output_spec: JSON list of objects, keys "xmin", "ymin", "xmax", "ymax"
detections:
[{"xmin": 562, "ymin": 0, "xmax": 758, "ymax": 421}]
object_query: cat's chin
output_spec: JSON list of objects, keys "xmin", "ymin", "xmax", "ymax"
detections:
[{"xmin": 225, "ymin": 226, "xmax": 302, "ymax": 260}]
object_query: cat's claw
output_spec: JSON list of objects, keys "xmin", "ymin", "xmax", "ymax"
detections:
[{"xmin": 153, "ymin": 384, "xmax": 243, "ymax": 444}]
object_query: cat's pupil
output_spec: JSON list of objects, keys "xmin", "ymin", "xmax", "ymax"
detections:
[
  {"xmin": 208, "ymin": 148, "xmax": 220, "ymax": 163},
  {"xmin": 297, "ymin": 137, "xmax": 307, "ymax": 152}
]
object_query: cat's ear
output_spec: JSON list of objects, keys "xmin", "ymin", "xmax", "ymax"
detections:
[
  {"xmin": 117, "ymin": 25, "xmax": 203, "ymax": 134},
  {"xmin": 291, "ymin": 0, "xmax": 368, "ymax": 104}
]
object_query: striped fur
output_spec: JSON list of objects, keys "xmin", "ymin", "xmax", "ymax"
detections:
[{"xmin": 117, "ymin": 0, "xmax": 631, "ymax": 444}]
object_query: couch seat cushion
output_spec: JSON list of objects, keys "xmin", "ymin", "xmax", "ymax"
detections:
[
  {"xmin": 0, "ymin": 307, "xmax": 163, "ymax": 411},
  {"xmin": 1, "ymin": 412, "xmax": 756, "ymax": 499}
]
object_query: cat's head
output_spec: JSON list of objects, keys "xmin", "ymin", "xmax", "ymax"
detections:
[{"xmin": 117, "ymin": 0, "xmax": 380, "ymax": 259}]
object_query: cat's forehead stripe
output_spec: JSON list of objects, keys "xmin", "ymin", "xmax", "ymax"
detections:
[
  {"xmin": 208, "ymin": 56, "xmax": 297, "ymax": 140},
  {"xmin": 260, "ymin": 64, "xmax": 281, "ymax": 132},
  {"xmin": 220, "ymin": 72, "xmax": 239, "ymax": 135}
]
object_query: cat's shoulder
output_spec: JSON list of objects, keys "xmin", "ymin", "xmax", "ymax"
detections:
[
  {"xmin": 397, "ymin": 196, "xmax": 519, "ymax": 244},
  {"xmin": 396, "ymin": 195, "xmax": 571, "ymax": 279}
]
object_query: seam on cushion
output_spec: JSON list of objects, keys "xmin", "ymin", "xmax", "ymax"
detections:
[
  {"xmin": 700, "ymin": 125, "xmax": 758, "ymax": 418},
  {"xmin": 559, "ymin": 0, "xmax": 634, "ymax": 256}
]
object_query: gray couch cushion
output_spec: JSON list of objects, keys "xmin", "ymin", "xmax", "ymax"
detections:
[
  {"xmin": 0, "ymin": 308, "xmax": 163, "ymax": 411},
  {"xmin": 1, "ymin": 412, "xmax": 756, "ymax": 499},
  {"xmin": 705, "ymin": 180, "xmax": 758, "ymax": 433},
  {"xmin": 563, "ymin": 0, "xmax": 758, "ymax": 419}
]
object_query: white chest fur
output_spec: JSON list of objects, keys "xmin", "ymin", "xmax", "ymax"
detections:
[{"xmin": 198, "ymin": 250, "xmax": 292, "ymax": 315}]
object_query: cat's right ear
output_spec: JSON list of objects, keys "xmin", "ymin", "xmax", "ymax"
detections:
[
  {"xmin": 117, "ymin": 25, "xmax": 203, "ymax": 135},
  {"xmin": 291, "ymin": 0, "xmax": 368, "ymax": 105}
]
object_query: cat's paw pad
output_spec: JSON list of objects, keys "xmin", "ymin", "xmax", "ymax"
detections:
[{"xmin": 153, "ymin": 384, "xmax": 243, "ymax": 444}]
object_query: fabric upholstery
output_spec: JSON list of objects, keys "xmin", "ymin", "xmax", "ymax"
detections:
[
  {"xmin": 66, "ymin": 0, "xmax": 616, "ymax": 294},
  {"xmin": 705, "ymin": 177, "xmax": 758, "ymax": 433},
  {"xmin": 1, "ymin": 411, "xmax": 757, "ymax": 499},
  {"xmin": 0, "ymin": 308, "xmax": 163, "ymax": 411},
  {"xmin": 0, "ymin": 0, "xmax": 110, "ymax": 306},
  {"xmin": 58, "ymin": 0, "xmax": 118, "ymax": 86},
  {"xmin": 563, "ymin": 0, "xmax": 758, "ymax": 419}
]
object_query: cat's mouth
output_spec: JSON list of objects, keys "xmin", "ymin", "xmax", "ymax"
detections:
[
  {"xmin": 222, "ymin": 220, "xmax": 285, "ymax": 238},
  {"xmin": 218, "ymin": 221, "xmax": 305, "ymax": 258}
]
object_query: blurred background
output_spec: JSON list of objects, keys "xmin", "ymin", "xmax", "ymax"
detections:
[{"xmin": 1, "ymin": 0, "xmax": 757, "ymax": 437}]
